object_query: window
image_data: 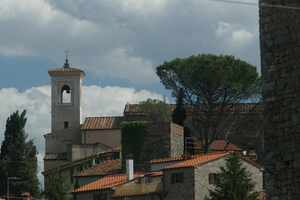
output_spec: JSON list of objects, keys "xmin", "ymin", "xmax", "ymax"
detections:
[
  {"xmin": 171, "ymin": 172, "xmax": 184, "ymax": 184},
  {"xmin": 93, "ymin": 193, "xmax": 108, "ymax": 200},
  {"xmin": 145, "ymin": 176, "xmax": 152, "ymax": 184},
  {"xmin": 61, "ymin": 85, "xmax": 72, "ymax": 104},
  {"xmin": 209, "ymin": 173, "xmax": 219, "ymax": 185},
  {"xmin": 64, "ymin": 121, "xmax": 69, "ymax": 129}
]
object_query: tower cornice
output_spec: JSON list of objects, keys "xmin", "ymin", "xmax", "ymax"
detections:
[{"xmin": 48, "ymin": 67, "xmax": 85, "ymax": 78}]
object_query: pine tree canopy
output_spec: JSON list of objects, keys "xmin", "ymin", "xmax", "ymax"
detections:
[{"xmin": 208, "ymin": 154, "xmax": 259, "ymax": 200}]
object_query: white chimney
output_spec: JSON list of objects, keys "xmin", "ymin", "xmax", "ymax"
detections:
[{"xmin": 126, "ymin": 159, "xmax": 134, "ymax": 181}]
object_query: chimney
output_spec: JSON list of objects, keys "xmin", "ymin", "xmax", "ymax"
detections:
[{"xmin": 126, "ymin": 159, "xmax": 134, "ymax": 181}]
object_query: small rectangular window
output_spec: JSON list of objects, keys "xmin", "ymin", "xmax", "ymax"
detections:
[
  {"xmin": 209, "ymin": 173, "xmax": 219, "ymax": 185},
  {"xmin": 64, "ymin": 121, "xmax": 69, "ymax": 129},
  {"xmin": 171, "ymin": 172, "xmax": 184, "ymax": 184}
]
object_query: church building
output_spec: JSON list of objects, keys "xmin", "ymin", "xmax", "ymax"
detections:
[{"xmin": 43, "ymin": 59, "xmax": 184, "ymax": 190}]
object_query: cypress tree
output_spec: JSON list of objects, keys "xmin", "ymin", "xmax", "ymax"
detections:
[
  {"xmin": 172, "ymin": 88, "xmax": 186, "ymax": 126},
  {"xmin": 0, "ymin": 110, "xmax": 39, "ymax": 197},
  {"xmin": 208, "ymin": 154, "xmax": 259, "ymax": 200}
]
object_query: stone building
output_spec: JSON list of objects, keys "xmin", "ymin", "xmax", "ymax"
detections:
[
  {"xmin": 43, "ymin": 61, "xmax": 184, "ymax": 190},
  {"xmin": 125, "ymin": 103, "xmax": 264, "ymax": 158},
  {"xmin": 72, "ymin": 152, "xmax": 263, "ymax": 200},
  {"xmin": 260, "ymin": 0, "xmax": 300, "ymax": 199}
]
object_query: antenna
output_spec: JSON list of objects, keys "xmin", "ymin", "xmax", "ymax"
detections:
[{"xmin": 63, "ymin": 50, "xmax": 70, "ymax": 68}]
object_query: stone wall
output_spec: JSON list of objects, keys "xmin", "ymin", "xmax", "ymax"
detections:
[
  {"xmin": 82, "ymin": 129, "xmax": 121, "ymax": 148},
  {"xmin": 71, "ymin": 144, "xmax": 111, "ymax": 161},
  {"xmin": 163, "ymin": 168, "xmax": 194, "ymax": 200},
  {"xmin": 260, "ymin": 0, "xmax": 300, "ymax": 199},
  {"xmin": 170, "ymin": 123, "xmax": 184, "ymax": 157},
  {"xmin": 140, "ymin": 122, "xmax": 184, "ymax": 164}
]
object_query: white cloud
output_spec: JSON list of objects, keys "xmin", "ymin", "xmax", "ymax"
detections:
[
  {"xmin": 216, "ymin": 22, "xmax": 232, "ymax": 38},
  {"xmin": 88, "ymin": 48, "xmax": 158, "ymax": 84},
  {"xmin": 232, "ymin": 30, "xmax": 254, "ymax": 45},
  {"xmin": 0, "ymin": 0, "xmax": 260, "ymax": 84},
  {"xmin": 0, "ymin": 85, "xmax": 163, "ymax": 186},
  {"xmin": 215, "ymin": 21, "xmax": 255, "ymax": 53}
]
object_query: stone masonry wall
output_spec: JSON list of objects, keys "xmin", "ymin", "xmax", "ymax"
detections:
[
  {"xmin": 260, "ymin": 0, "xmax": 300, "ymax": 199},
  {"xmin": 164, "ymin": 168, "xmax": 194, "ymax": 200},
  {"xmin": 170, "ymin": 123, "xmax": 184, "ymax": 157}
]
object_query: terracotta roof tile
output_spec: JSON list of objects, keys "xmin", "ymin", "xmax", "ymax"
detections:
[
  {"xmin": 165, "ymin": 152, "xmax": 229, "ymax": 170},
  {"xmin": 73, "ymin": 172, "xmax": 162, "ymax": 193},
  {"xmin": 150, "ymin": 156, "xmax": 185, "ymax": 164},
  {"xmin": 209, "ymin": 140, "xmax": 242, "ymax": 151},
  {"xmin": 112, "ymin": 172, "xmax": 163, "ymax": 198},
  {"xmin": 75, "ymin": 160, "xmax": 121, "ymax": 177},
  {"xmin": 73, "ymin": 174, "xmax": 128, "ymax": 193},
  {"xmin": 81, "ymin": 116, "xmax": 123, "ymax": 130}
]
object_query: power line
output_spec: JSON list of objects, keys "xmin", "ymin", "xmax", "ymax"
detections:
[
  {"xmin": 210, "ymin": 0, "xmax": 300, "ymax": 11},
  {"xmin": 211, "ymin": 0, "xmax": 257, "ymax": 6}
]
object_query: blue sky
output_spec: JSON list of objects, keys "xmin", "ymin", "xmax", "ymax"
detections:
[{"xmin": 0, "ymin": 55, "xmax": 168, "ymax": 95}]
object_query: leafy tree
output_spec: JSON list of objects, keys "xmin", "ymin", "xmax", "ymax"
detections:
[
  {"xmin": 43, "ymin": 173, "xmax": 70, "ymax": 200},
  {"xmin": 0, "ymin": 110, "xmax": 39, "ymax": 197},
  {"xmin": 157, "ymin": 54, "xmax": 260, "ymax": 153},
  {"xmin": 208, "ymin": 154, "xmax": 259, "ymax": 200},
  {"xmin": 139, "ymin": 99, "xmax": 171, "ymax": 123},
  {"xmin": 172, "ymin": 88, "xmax": 186, "ymax": 126}
]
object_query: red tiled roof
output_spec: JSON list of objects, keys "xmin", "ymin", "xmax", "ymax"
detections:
[
  {"xmin": 75, "ymin": 160, "xmax": 121, "ymax": 177},
  {"xmin": 112, "ymin": 172, "xmax": 163, "ymax": 198},
  {"xmin": 73, "ymin": 172, "xmax": 162, "ymax": 193},
  {"xmin": 209, "ymin": 140, "xmax": 242, "ymax": 151},
  {"xmin": 150, "ymin": 156, "xmax": 185, "ymax": 164},
  {"xmin": 165, "ymin": 152, "xmax": 229, "ymax": 170},
  {"xmin": 81, "ymin": 116, "xmax": 123, "ymax": 130},
  {"xmin": 73, "ymin": 174, "xmax": 128, "ymax": 193}
]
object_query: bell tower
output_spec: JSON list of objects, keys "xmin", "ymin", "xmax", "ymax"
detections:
[
  {"xmin": 44, "ymin": 58, "xmax": 85, "ymax": 176},
  {"xmin": 48, "ymin": 58, "xmax": 85, "ymax": 133}
]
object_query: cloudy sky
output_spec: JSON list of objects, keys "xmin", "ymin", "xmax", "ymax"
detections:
[{"xmin": 0, "ymin": 0, "xmax": 259, "ymax": 185}]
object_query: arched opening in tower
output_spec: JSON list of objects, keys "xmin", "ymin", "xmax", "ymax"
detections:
[{"xmin": 61, "ymin": 85, "xmax": 72, "ymax": 104}]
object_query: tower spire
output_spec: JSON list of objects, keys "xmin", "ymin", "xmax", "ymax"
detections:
[{"xmin": 63, "ymin": 50, "xmax": 70, "ymax": 68}]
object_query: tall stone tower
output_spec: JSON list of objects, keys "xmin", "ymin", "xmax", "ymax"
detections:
[
  {"xmin": 260, "ymin": 0, "xmax": 300, "ymax": 199},
  {"xmin": 49, "ymin": 59, "xmax": 85, "ymax": 133},
  {"xmin": 44, "ymin": 59, "xmax": 85, "ymax": 171}
]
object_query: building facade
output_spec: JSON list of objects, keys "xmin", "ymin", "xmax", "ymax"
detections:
[
  {"xmin": 73, "ymin": 152, "xmax": 263, "ymax": 200},
  {"xmin": 45, "ymin": 61, "xmax": 85, "ymax": 171},
  {"xmin": 260, "ymin": 0, "xmax": 300, "ymax": 199}
]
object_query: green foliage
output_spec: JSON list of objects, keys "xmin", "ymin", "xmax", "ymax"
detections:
[
  {"xmin": 208, "ymin": 154, "xmax": 259, "ymax": 200},
  {"xmin": 139, "ymin": 99, "xmax": 171, "ymax": 122},
  {"xmin": 121, "ymin": 122, "xmax": 146, "ymax": 166},
  {"xmin": 0, "ymin": 110, "xmax": 39, "ymax": 197},
  {"xmin": 43, "ymin": 173, "xmax": 71, "ymax": 200},
  {"xmin": 157, "ymin": 54, "xmax": 260, "ymax": 103},
  {"xmin": 156, "ymin": 54, "xmax": 260, "ymax": 153},
  {"xmin": 172, "ymin": 88, "xmax": 186, "ymax": 126}
]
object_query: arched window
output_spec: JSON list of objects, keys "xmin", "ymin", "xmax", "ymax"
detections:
[{"xmin": 61, "ymin": 85, "xmax": 72, "ymax": 104}]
